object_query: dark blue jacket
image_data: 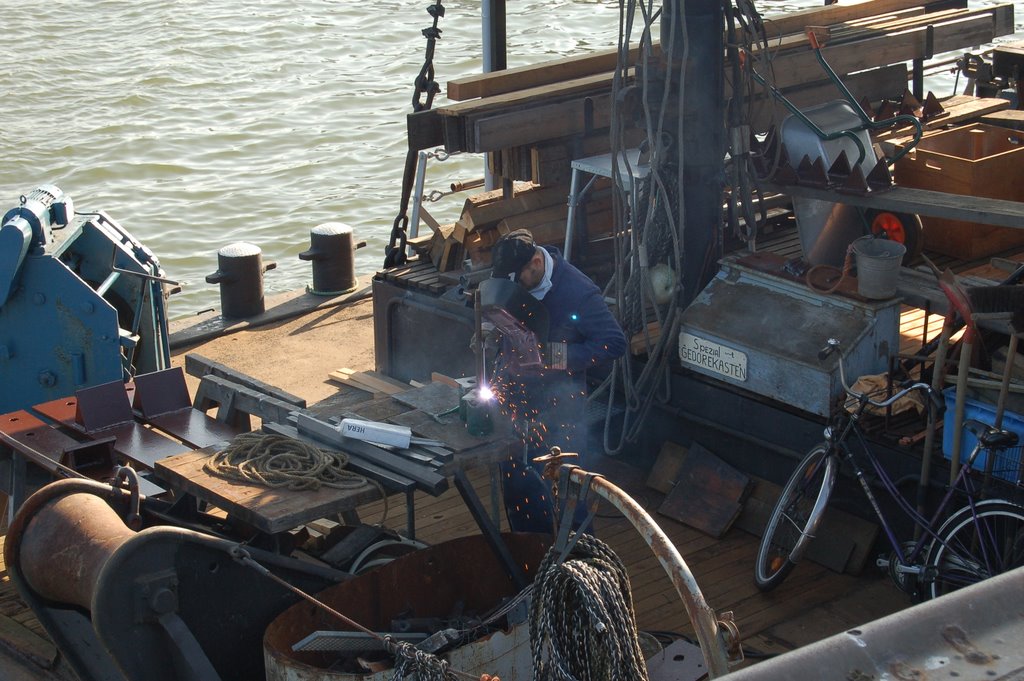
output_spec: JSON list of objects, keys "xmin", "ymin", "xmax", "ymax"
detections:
[{"xmin": 493, "ymin": 246, "xmax": 626, "ymax": 452}]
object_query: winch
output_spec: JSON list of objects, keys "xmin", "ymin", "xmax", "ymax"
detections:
[{"xmin": 0, "ymin": 186, "xmax": 173, "ymax": 412}]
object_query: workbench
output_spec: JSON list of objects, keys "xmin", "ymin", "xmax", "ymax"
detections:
[{"xmin": 0, "ymin": 364, "xmax": 515, "ymax": 546}]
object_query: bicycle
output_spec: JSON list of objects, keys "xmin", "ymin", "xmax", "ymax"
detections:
[{"xmin": 754, "ymin": 337, "xmax": 1024, "ymax": 600}]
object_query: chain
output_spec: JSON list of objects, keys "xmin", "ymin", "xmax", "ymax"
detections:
[{"xmin": 385, "ymin": 1, "xmax": 446, "ymax": 269}]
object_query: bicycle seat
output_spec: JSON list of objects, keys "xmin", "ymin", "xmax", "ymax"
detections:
[{"xmin": 963, "ymin": 419, "xmax": 1020, "ymax": 449}]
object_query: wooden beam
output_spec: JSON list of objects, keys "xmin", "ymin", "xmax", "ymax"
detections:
[
  {"xmin": 447, "ymin": 46, "xmax": 642, "ymax": 101},
  {"xmin": 764, "ymin": 183, "xmax": 1024, "ymax": 230},
  {"xmin": 444, "ymin": 0, "xmax": 967, "ymax": 102},
  {"xmin": 441, "ymin": 6, "xmax": 1009, "ymax": 154}
]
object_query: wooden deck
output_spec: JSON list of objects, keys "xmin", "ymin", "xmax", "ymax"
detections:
[
  {"xmin": 0, "ymin": 452, "xmax": 907, "ymax": 679},
  {"xmin": 0, "ymin": 223, "xmax": 1015, "ymax": 678}
]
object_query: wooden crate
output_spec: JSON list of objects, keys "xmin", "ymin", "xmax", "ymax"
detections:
[{"xmin": 894, "ymin": 123, "xmax": 1024, "ymax": 258}]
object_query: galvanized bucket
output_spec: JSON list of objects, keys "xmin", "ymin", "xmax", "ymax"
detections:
[{"xmin": 853, "ymin": 236, "xmax": 905, "ymax": 299}]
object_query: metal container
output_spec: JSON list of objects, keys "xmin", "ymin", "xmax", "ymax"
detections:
[
  {"xmin": 263, "ymin": 533, "xmax": 549, "ymax": 681},
  {"xmin": 678, "ymin": 255, "xmax": 901, "ymax": 417}
]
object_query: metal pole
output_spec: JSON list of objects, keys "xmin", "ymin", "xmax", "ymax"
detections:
[
  {"xmin": 542, "ymin": 461, "xmax": 734, "ymax": 677},
  {"xmin": 482, "ymin": 0, "xmax": 507, "ymax": 191},
  {"xmin": 664, "ymin": 0, "xmax": 725, "ymax": 306}
]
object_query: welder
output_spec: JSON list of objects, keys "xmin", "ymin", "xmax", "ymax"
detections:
[{"xmin": 487, "ymin": 229, "xmax": 626, "ymax": 533}]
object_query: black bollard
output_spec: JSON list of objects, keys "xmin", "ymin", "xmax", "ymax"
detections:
[
  {"xmin": 205, "ymin": 242, "xmax": 277, "ymax": 318},
  {"xmin": 298, "ymin": 222, "xmax": 363, "ymax": 295}
]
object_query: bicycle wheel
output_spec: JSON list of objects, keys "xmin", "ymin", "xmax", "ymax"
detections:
[
  {"xmin": 754, "ymin": 444, "xmax": 838, "ymax": 591},
  {"xmin": 924, "ymin": 501, "xmax": 1024, "ymax": 600}
]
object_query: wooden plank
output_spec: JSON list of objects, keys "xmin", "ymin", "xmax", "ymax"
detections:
[
  {"xmin": 0, "ymin": 612, "xmax": 58, "ymax": 670},
  {"xmin": 155, "ymin": 445, "xmax": 382, "ymax": 535},
  {"xmin": 445, "ymin": 0, "xmax": 951, "ymax": 102},
  {"xmin": 657, "ymin": 443, "xmax": 752, "ymax": 538},
  {"xmin": 766, "ymin": 181, "xmax": 1024, "ymax": 231},
  {"xmin": 440, "ymin": 69, "xmax": 629, "ymax": 117},
  {"xmin": 460, "ymin": 9, "xmax": 1001, "ymax": 154},
  {"xmin": 646, "ymin": 440, "xmax": 688, "ymax": 494},
  {"xmin": 979, "ymin": 109, "xmax": 1024, "ymax": 131},
  {"xmin": 457, "ymin": 183, "xmax": 567, "ymax": 232},
  {"xmin": 327, "ymin": 369, "xmax": 409, "ymax": 396},
  {"xmin": 764, "ymin": 14, "xmax": 999, "ymax": 93},
  {"xmin": 761, "ymin": 0, "xmax": 968, "ymax": 43},
  {"xmin": 471, "ymin": 92, "xmax": 614, "ymax": 153}
]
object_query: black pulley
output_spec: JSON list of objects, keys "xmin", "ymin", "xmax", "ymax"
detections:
[
  {"xmin": 298, "ymin": 222, "xmax": 363, "ymax": 295},
  {"xmin": 206, "ymin": 242, "xmax": 276, "ymax": 318}
]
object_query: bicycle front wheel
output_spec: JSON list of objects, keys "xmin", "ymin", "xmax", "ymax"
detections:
[
  {"xmin": 754, "ymin": 444, "xmax": 838, "ymax": 592},
  {"xmin": 924, "ymin": 501, "xmax": 1024, "ymax": 600}
]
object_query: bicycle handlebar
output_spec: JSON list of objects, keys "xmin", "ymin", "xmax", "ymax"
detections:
[{"xmin": 822, "ymin": 338, "xmax": 942, "ymax": 413}]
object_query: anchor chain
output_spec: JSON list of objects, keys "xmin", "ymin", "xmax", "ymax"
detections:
[{"xmin": 385, "ymin": 0, "xmax": 446, "ymax": 269}]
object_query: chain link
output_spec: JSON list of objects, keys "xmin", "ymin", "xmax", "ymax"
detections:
[{"xmin": 385, "ymin": 1, "xmax": 446, "ymax": 269}]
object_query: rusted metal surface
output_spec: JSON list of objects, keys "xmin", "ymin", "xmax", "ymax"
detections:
[
  {"xmin": 720, "ymin": 566, "xmax": 1024, "ymax": 680},
  {"xmin": 0, "ymin": 410, "xmax": 109, "ymax": 474},
  {"xmin": 264, "ymin": 533, "xmax": 549, "ymax": 681},
  {"xmin": 32, "ymin": 393, "xmax": 190, "ymax": 468},
  {"xmin": 538, "ymin": 452, "xmax": 734, "ymax": 678},
  {"xmin": 17, "ymin": 491, "xmax": 135, "ymax": 610}
]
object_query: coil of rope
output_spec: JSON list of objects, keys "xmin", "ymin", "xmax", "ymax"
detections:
[
  {"xmin": 529, "ymin": 532, "xmax": 649, "ymax": 681},
  {"xmin": 205, "ymin": 432, "xmax": 388, "ymax": 521}
]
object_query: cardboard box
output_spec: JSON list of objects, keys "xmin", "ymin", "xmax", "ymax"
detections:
[{"xmin": 895, "ymin": 124, "xmax": 1024, "ymax": 259}]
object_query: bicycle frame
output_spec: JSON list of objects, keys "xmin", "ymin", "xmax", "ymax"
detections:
[{"xmin": 829, "ymin": 396, "xmax": 994, "ymax": 576}]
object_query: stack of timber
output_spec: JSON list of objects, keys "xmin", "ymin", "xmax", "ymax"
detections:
[
  {"xmin": 421, "ymin": 181, "xmax": 617, "ymax": 271},
  {"xmin": 406, "ymin": 0, "xmax": 1014, "ymax": 274},
  {"xmin": 417, "ymin": 0, "xmax": 1013, "ymax": 171}
]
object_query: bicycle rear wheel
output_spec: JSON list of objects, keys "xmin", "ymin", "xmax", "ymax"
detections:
[
  {"xmin": 754, "ymin": 444, "xmax": 838, "ymax": 591},
  {"xmin": 924, "ymin": 501, "xmax": 1024, "ymax": 600}
]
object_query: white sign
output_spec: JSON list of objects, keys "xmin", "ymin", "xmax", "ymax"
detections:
[{"xmin": 679, "ymin": 332, "xmax": 747, "ymax": 381}]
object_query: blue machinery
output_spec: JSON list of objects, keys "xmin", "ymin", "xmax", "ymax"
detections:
[{"xmin": 0, "ymin": 186, "xmax": 171, "ymax": 413}]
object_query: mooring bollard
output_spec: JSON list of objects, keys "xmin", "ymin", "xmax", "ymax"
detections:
[
  {"xmin": 205, "ymin": 242, "xmax": 277, "ymax": 318},
  {"xmin": 298, "ymin": 222, "xmax": 365, "ymax": 295}
]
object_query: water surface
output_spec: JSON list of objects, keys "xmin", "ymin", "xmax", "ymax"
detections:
[{"xmin": 0, "ymin": 0, "xmax": 1015, "ymax": 318}]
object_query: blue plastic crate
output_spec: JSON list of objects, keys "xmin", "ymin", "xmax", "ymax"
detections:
[{"xmin": 942, "ymin": 388, "xmax": 1024, "ymax": 483}]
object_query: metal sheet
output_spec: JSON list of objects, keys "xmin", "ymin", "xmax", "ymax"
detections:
[
  {"xmin": 31, "ymin": 393, "xmax": 190, "ymax": 468},
  {"xmin": 146, "ymin": 409, "xmax": 242, "ymax": 449},
  {"xmin": 721, "ymin": 566, "xmax": 1024, "ymax": 680},
  {"xmin": 132, "ymin": 367, "xmax": 192, "ymax": 417},
  {"xmin": 390, "ymin": 382, "xmax": 461, "ymax": 420}
]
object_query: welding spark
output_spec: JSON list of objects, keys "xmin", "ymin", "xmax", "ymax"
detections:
[{"xmin": 477, "ymin": 385, "xmax": 495, "ymax": 401}]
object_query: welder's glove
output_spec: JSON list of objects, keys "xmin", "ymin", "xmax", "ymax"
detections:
[{"xmin": 544, "ymin": 341, "xmax": 568, "ymax": 371}]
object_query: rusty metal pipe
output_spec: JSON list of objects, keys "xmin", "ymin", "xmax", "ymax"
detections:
[{"xmin": 543, "ymin": 460, "xmax": 733, "ymax": 678}]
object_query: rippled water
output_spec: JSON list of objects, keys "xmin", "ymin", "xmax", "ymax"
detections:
[{"xmin": 0, "ymin": 0, "xmax": 1017, "ymax": 318}]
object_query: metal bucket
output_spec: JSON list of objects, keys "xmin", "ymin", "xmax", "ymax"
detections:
[{"xmin": 853, "ymin": 236, "xmax": 905, "ymax": 299}]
